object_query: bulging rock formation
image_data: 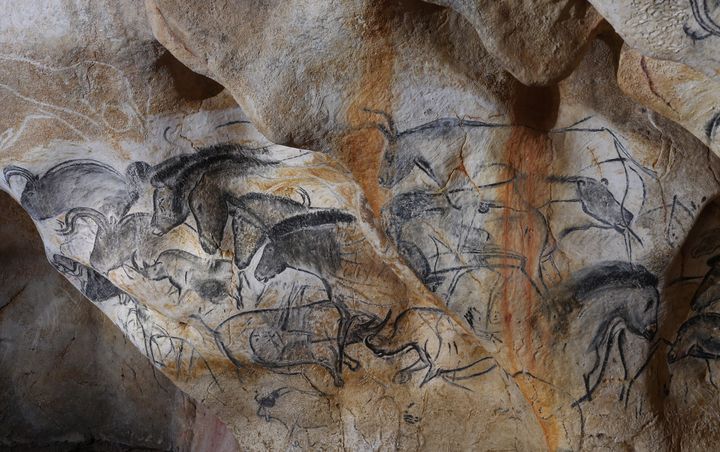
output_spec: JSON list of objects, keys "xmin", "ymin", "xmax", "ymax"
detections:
[
  {"xmin": 587, "ymin": 0, "xmax": 720, "ymax": 82},
  {"xmin": 422, "ymin": 0, "xmax": 604, "ymax": 85},
  {"xmin": 2, "ymin": 0, "xmax": 720, "ymax": 450},
  {"xmin": 617, "ymin": 46, "xmax": 720, "ymax": 156}
]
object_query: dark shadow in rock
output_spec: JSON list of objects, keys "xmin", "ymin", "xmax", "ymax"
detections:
[
  {"xmin": 154, "ymin": 51, "xmax": 224, "ymax": 101},
  {"xmin": 0, "ymin": 191, "xmax": 237, "ymax": 451}
]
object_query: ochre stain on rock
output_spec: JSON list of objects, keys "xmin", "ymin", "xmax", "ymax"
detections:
[
  {"xmin": 338, "ymin": 1, "xmax": 396, "ymax": 217},
  {"xmin": 500, "ymin": 83, "xmax": 561, "ymax": 450}
]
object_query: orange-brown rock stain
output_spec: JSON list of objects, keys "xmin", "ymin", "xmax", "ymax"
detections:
[
  {"xmin": 336, "ymin": 2, "xmax": 396, "ymax": 217},
  {"xmin": 499, "ymin": 84, "xmax": 565, "ymax": 450}
]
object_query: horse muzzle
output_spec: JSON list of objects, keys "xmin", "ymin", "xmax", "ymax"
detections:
[{"xmin": 642, "ymin": 323, "xmax": 657, "ymax": 340}]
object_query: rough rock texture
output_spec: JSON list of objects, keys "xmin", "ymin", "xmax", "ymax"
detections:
[
  {"xmin": 617, "ymin": 45, "xmax": 720, "ymax": 156},
  {"xmin": 0, "ymin": 192, "xmax": 239, "ymax": 451},
  {"xmin": 587, "ymin": 0, "xmax": 720, "ymax": 82},
  {"xmin": 2, "ymin": 0, "xmax": 720, "ymax": 450},
  {"xmin": 423, "ymin": 0, "xmax": 604, "ymax": 85}
]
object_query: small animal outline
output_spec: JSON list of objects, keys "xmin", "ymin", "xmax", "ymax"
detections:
[
  {"xmin": 364, "ymin": 307, "xmax": 498, "ymax": 387},
  {"xmin": 133, "ymin": 249, "xmax": 240, "ymax": 306},
  {"xmin": 546, "ymin": 175, "xmax": 642, "ymax": 258}
]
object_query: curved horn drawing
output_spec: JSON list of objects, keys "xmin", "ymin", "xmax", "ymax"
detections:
[
  {"xmin": 57, "ymin": 207, "xmax": 110, "ymax": 235},
  {"xmin": 3, "ymin": 165, "xmax": 36, "ymax": 185},
  {"xmin": 691, "ymin": 0, "xmax": 720, "ymax": 36},
  {"xmin": 296, "ymin": 187, "xmax": 311, "ymax": 207},
  {"xmin": 130, "ymin": 251, "xmax": 150, "ymax": 277}
]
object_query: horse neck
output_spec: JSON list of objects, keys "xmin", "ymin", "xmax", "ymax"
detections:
[
  {"xmin": 588, "ymin": 316, "xmax": 624, "ymax": 354},
  {"xmin": 576, "ymin": 289, "xmax": 626, "ymax": 350}
]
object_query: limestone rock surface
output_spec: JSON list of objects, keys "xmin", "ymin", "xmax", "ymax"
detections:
[
  {"xmin": 0, "ymin": 192, "xmax": 239, "ymax": 451},
  {"xmin": 587, "ymin": 0, "xmax": 720, "ymax": 81},
  {"xmin": 617, "ymin": 45, "xmax": 720, "ymax": 156},
  {"xmin": 2, "ymin": 0, "xmax": 720, "ymax": 450},
  {"xmin": 422, "ymin": 0, "xmax": 604, "ymax": 85}
]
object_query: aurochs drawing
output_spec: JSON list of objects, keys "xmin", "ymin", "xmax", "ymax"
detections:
[
  {"xmin": 58, "ymin": 208, "xmax": 154, "ymax": 274},
  {"xmin": 370, "ymin": 112, "xmax": 505, "ymax": 189},
  {"xmin": 3, "ymin": 159, "xmax": 140, "ymax": 221}
]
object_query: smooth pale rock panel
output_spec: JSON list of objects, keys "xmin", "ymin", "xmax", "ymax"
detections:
[
  {"xmin": 617, "ymin": 45, "xmax": 720, "ymax": 156},
  {"xmin": 423, "ymin": 0, "xmax": 604, "ymax": 85},
  {"xmin": 587, "ymin": 0, "xmax": 720, "ymax": 82},
  {"xmin": 0, "ymin": 0, "xmax": 245, "ymax": 164}
]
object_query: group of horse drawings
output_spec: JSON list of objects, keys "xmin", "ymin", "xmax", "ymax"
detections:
[
  {"xmin": 3, "ymin": 144, "xmax": 501, "ymax": 390},
  {"xmin": 371, "ymin": 111, "xmax": 720, "ymax": 405},
  {"xmin": 6, "ymin": 130, "xmax": 720, "ymax": 404}
]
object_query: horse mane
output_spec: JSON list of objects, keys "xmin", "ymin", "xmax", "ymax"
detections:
[
  {"xmin": 232, "ymin": 191, "xmax": 306, "ymax": 210},
  {"xmin": 149, "ymin": 143, "xmax": 276, "ymax": 187},
  {"xmin": 543, "ymin": 261, "xmax": 658, "ymax": 331},
  {"xmin": 570, "ymin": 261, "xmax": 658, "ymax": 301},
  {"xmin": 268, "ymin": 210, "xmax": 355, "ymax": 239}
]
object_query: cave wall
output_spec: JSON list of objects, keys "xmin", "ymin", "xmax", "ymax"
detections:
[
  {"xmin": 0, "ymin": 191, "xmax": 238, "ymax": 451},
  {"xmin": 1, "ymin": 0, "xmax": 720, "ymax": 450}
]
